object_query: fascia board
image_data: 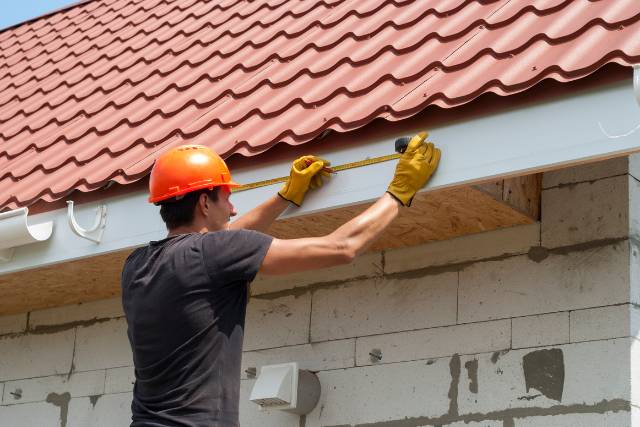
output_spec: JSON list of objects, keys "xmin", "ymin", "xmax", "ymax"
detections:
[
  {"xmin": 235, "ymin": 78, "xmax": 639, "ymax": 218},
  {"xmin": 0, "ymin": 78, "xmax": 638, "ymax": 275}
]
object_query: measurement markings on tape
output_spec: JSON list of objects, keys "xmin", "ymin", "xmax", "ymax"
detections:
[{"xmin": 230, "ymin": 153, "xmax": 402, "ymax": 193}]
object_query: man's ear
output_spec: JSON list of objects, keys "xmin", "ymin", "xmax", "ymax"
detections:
[{"xmin": 197, "ymin": 193, "xmax": 210, "ymax": 217}]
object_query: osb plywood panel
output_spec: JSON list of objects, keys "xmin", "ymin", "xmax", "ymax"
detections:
[
  {"xmin": 266, "ymin": 174, "xmax": 540, "ymax": 254},
  {"xmin": 0, "ymin": 249, "xmax": 133, "ymax": 316},
  {"xmin": 0, "ymin": 174, "xmax": 540, "ymax": 316}
]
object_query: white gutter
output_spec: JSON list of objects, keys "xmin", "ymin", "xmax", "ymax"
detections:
[
  {"xmin": 1, "ymin": 77, "xmax": 639, "ymax": 275},
  {"xmin": 0, "ymin": 208, "xmax": 53, "ymax": 262}
]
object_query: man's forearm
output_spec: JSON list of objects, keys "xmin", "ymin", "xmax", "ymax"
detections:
[
  {"xmin": 230, "ymin": 194, "xmax": 290, "ymax": 232},
  {"xmin": 330, "ymin": 193, "xmax": 404, "ymax": 258},
  {"xmin": 258, "ymin": 193, "xmax": 404, "ymax": 276}
]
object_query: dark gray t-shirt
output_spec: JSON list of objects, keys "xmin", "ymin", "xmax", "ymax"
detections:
[{"xmin": 121, "ymin": 230, "xmax": 273, "ymax": 427}]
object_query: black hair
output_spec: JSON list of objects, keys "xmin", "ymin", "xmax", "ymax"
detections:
[{"xmin": 159, "ymin": 187, "xmax": 219, "ymax": 231}]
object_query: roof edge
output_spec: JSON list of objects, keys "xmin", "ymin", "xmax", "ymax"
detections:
[{"xmin": 20, "ymin": 62, "xmax": 633, "ymax": 217}]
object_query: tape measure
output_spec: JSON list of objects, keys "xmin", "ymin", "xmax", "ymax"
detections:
[{"xmin": 230, "ymin": 153, "xmax": 402, "ymax": 193}]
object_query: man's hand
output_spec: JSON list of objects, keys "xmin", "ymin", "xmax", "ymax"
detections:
[
  {"xmin": 387, "ymin": 132, "xmax": 441, "ymax": 206},
  {"xmin": 278, "ymin": 155, "xmax": 331, "ymax": 206}
]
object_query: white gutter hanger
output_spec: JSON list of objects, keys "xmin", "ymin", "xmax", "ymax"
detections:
[
  {"xmin": 600, "ymin": 65, "xmax": 640, "ymax": 138},
  {"xmin": 0, "ymin": 208, "xmax": 53, "ymax": 262},
  {"xmin": 66, "ymin": 201, "xmax": 107, "ymax": 244}
]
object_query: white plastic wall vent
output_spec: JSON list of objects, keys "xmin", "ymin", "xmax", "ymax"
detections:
[
  {"xmin": 249, "ymin": 362, "xmax": 321, "ymax": 415},
  {"xmin": 0, "ymin": 208, "xmax": 53, "ymax": 262}
]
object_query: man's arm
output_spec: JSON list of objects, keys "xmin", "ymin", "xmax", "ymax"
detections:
[
  {"xmin": 258, "ymin": 132, "xmax": 441, "ymax": 276},
  {"xmin": 229, "ymin": 194, "xmax": 289, "ymax": 233},
  {"xmin": 258, "ymin": 193, "xmax": 402, "ymax": 275}
]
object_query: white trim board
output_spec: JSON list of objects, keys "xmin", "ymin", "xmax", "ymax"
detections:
[{"xmin": 1, "ymin": 78, "xmax": 639, "ymax": 275}]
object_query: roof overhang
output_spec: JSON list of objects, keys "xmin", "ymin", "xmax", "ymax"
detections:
[
  {"xmin": 1, "ymin": 77, "xmax": 640, "ymax": 314},
  {"xmin": 1, "ymin": 77, "xmax": 638, "ymax": 276}
]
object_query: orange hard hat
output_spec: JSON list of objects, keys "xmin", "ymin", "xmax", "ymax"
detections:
[{"xmin": 148, "ymin": 145, "xmax": 241, "ymax": 204}]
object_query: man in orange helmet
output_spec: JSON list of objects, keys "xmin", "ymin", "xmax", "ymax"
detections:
[{"xmin": 121, "ymin": 133, "xmax": 440, "ymax": 427}]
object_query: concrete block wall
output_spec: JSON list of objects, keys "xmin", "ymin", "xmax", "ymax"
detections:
[
  {"xmin": 2, "ymin": 156, "xmax": 640, "ymax": 426},
  {"xmin": 0, "ymin": 298, "xmax": 132, "ymax": 426}
]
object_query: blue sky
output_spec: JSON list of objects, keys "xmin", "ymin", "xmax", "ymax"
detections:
[{"xmin": 0, "ymin": 0, "xmax": 77, "ymax": 31}]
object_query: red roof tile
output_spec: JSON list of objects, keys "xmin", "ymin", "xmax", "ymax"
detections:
[{"xmin": 1, "ymin": 0, "xmax": 640, "ymax": 211}]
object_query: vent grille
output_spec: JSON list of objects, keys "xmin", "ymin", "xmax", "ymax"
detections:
[{"xmin": 255, "ymin": 397, "xmax": 288, "ymax": 406}]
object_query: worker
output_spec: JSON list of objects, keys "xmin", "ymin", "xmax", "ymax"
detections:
[{"xmin": 121, "ymin": 132, "xmax": 440, "ymax": 427}]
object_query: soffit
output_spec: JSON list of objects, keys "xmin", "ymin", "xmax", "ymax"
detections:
[{"xmin": 1, "ymin": 0, "xmax": 639, "ymax": 211}]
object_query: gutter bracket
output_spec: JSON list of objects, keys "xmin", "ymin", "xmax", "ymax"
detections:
[
  {"xmin": 67, "ymin": 201, "xmax": 107, "ymax": 243},
  {"xmin": 0, "ymin": 208, "xmax": 53, "ymax": 262},
  {"xmin": 0, "ymin": 248, "xmax": 14, "ymax": 263},
  {"xmin": 598, "ymin": 65, "xmax": 640, "ymax": 138}
]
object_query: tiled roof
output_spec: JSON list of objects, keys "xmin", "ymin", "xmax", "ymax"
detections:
[{"xmin": 1, "ymin": 0, "xmax": 639, "ymax": 211}]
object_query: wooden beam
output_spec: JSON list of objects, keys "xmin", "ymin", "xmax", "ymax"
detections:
[{"xmin": 0, "ymin": 174, "xmax": 540, "ymax": 316}]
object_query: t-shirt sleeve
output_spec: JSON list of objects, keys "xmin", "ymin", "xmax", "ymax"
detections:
[{"xmin": 201, "ymin": 229, "xmax": 274, "ymax": 286}]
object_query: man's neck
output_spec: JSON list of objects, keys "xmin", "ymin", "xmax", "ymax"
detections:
[{"xmin": 167, "ymin": 225, "xmax": 207, "ymax": 237}]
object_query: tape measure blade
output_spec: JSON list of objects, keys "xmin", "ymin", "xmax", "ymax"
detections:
[
  {"xmin": 231, "ymin": 176, "xmax": 288, "ymax": 193},
  {"xmin": 231, "ymin": 153, "xmax": 401, "ymax": 192}
]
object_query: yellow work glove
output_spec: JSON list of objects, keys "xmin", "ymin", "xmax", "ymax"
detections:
[
  {"xmin": 278, "ymin": 155, "xmax": 332, "ymax": 206},
  {"xmin": 387, "ymin": 132, "xmax": 441, "ymax": 206}
]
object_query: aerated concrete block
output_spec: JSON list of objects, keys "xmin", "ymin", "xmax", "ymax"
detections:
[
  {"xmin": 632, "ymin": 178, "xmax": 640, "ymax": 240},
  {"xmin": 2, "ymin": 370, "xmax": 104, "ymax": 405},
  {"xmin": 630, "ymin": 337, "xmax": 640, "ymax": 407},
  {"xmin": 73, "ymin": 318, "xmax": 132, "ymax": 372},
  {"xmin": 354, "ymin": 319, "xmax": 510, "ymax": 366},
  {"xmin": 542, "ymin": 156, "xmax": 630, "ymax": 189},
  {"xmin": 629, "ymin": 153, "xmax": 640, "ymax": 181},
  {"xmin": 104, "ymin": 366, "xmax": 135, "ymax": 394},
  {"xmin": 311, "ymin": 272, "xmax": 457, "ymax": 342},
  {"xmin": 244, "ymin": 292, "xmax": 311, "ymax": 351},
  {"xmin": 305, "ymin": 359, "xmax": 451, "ymax": 427},
  {"xmin": 0, "ymin": 312, "xmax": 27, "ymax": 336},
  {"xmin": 512, "ymin": 312, "xmax": 569, "ymax": 349},
  {"xmin": 29, "ymin": 297, "xmax": 124, "ymax": 331},
  {"xmin": 239, "ymin": 379, "xmax": 300, "ymax": 427},
  {"xmin": 631, "ymin": 241, "xmax": 640, "ymax": 306},
  {"xmin": 67, "ymin": 392, "xmax": 132, "ymax": 427},
  {"xmin": 0, "ymin": 328, "xmax": 75, "ymax": 383},
  {"xmin": 252, "ymin": 252, "xmax": 382, "ymax": 295},
  {"xmin": 384, "ymin": 222, "xmax": 540, "ymax": 275},
  {"xmin": 0, "ymin": 400, "xmax": 63, "ymax": 427},
  {"xmin": 514, "ymin": 411, "xmax": 630, "ymax": 427},
  {"xmin": 457, "ymin": 338, "xmax": 631, "ymax": 417},
  {"xmin": 241, "ymin": 339, "xmax": 354, "ymax": 378},
  {"xmin": 458, "ymin": 243, "xmax": 630, "ymax": 323},
  {"xmin": 570, "ymin": 304, "xmax": 639, "ymax": 343},
  {"xmin": 557, "ymin": 338, "xmax": 632, "ymax": 406},
  {"xmin": 542, "ymin": 175, "xmax": 633, "ymax": 249},
  {"xmin": 29, "ymin": 297, "xmax": 125, "ymax": 331}
]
